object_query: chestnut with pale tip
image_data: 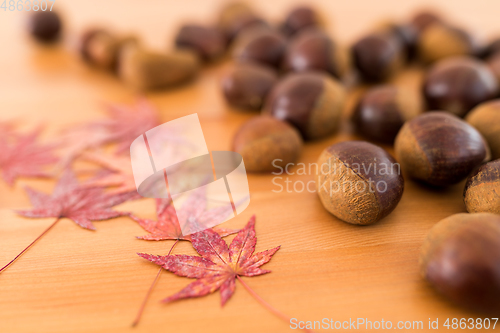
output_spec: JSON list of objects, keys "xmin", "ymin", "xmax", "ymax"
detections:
[
  {"xmin": 352, "ymin": 85, "xmax": 422, "ymax": 143},
  {"xmin": 281, "ymin": 6, "xmax": 322, "ymax": 36},
  {"xmin": 423, "ymin": 57, "xmax": 498, "ymax": 117},
  {"xmin": 316, "ymin": 141, "xmax": 404, "ymax": 225},
  {"xmin": 417, "ymin": 23, "xmax": 478, "ymax": 63},
  {"xmin": 352, "ymin": 32, "xmax": 405, "ymax": 82},
  {"xmin": 420, "ymin": 213, "xmax": 500, "ymax": 314},
  {"xmin": 222, "ymin": 63, "xmax": 278, "ymax": 110},
  {"xmin": 263, "ymin": 71, "xmax": 346, "ymax": 140},
  {"xmin": 464, "ymin": 159, "xmax": 500, "ymax": 215},
  {"xmin": 232, "ymin": 116, "xmax": 303, "ymax": 173},
  {"xmin": 282, "ymin": 28, "xmax": 350, "ymax": 79},
  {"xmin": 118, "ymin": 47, "xmax": 200, "ymax": 91},
  {"xmin": 174, "ymin": 25, "xmax": 226, "ymax": 62},
  {"xmin": 394, "ymin": 112, "xmax": 489, "ymax": 187},
  {"xmin": 232, "ymin": 27, "xmax": 287, "ymax": 68},
  {"xmin": 466, "ymin": 100, "xmax": 500, "ymax": 160}
]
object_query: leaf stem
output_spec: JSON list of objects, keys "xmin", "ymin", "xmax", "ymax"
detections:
[
  {"xmin": 132, "ymin": 239, "xmax": 179, "ymax": 327},
  {"xmin": 236, "ymin": 275, "xmax": 315, "ymax": 333},
  {"xmin": 0, "ymin": 217, "xmax": 60, "ymax": 274}
]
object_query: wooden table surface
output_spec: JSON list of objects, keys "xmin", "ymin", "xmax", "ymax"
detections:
[{"xmin": 1, "ymin": 1, "xmax": 500, "ymax": 332}]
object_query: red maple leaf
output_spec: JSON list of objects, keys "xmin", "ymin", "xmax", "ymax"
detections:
[
  {"xmin": 17, "ymin": 170, "xmax": 132, "ymax": 230},
  {"xmin": 130, "ymin": 197, "xmax": 239, "ymax": 326},
  {"xmin": 0, "ymin": 127, "xmax": 59, "ymax": 186},
  {"xmin": 139, "ymin": 216, "xmax": 279, "ymax": 305},
  {"xmin": 0, "ymin": 170, "xmax": 134, "ymax": 274},
  {"xmin": 60, "ymin": 99, "xmax": 160, "ymax": 163}
]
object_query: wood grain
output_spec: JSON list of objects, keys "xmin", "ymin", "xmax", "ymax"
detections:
[{"xmin": 1, "ymin": 1, "xmax": 500, "ymax": 332}]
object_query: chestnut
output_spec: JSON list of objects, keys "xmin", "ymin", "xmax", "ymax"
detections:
[
  {"xmin": 29, "ymin": 11, "xmax": 62, "ymax": 43},
  {"xmin": 232, "ymin": 116, "xmax": 303, "ymax": 172},
  {"xmin": 281, "ymin": 6, "xmax": 321, "ymax": 36},
  {"xmin": 263, "ymin": 71, "xmax": 346, "ymax": 140},
  {"xmin": 352, "ymin": 85, "xmax": 422, "ymax": 143},
  {"xmin": 217, "ymin": 2, "xmax": 267, "ymax": 42},
  {"xmin": 174, "ymin": 24, "xmax": 226, "ymax": 62},
  {"xmin": 487, "ymin": 52, "xmax": 500, "ymax": 84},
  {"xmin": 282, "ymin": 28, "xmax": 350, "ymax": 79},
  {"xmin": 464, "ymin": 160, "xmax": 500, "ymax": 215},
  {"xmin": 351, "ymin": 32, "xmax": 405, "ymax": 82},
  {"xmin": 118, "ymin": 48, "xmax": 200, "ymax": 91},
  {"xmin": 423, "ymin": 57, "xmax": 498, "ymax": 117},
  {"xmin": 222, "ymin": 63, "xmax": 278, "ymax": 110},
  {"xmin": 420, "ymin": 213, "xmax": 500, "ymax": 314},
  {"xmin": 375, "ymin": 22, "xmax": 418, "ymax": 61},
  {"xmin": 417, "ymin": 23, "xmax": 478, "ymax": 64},
  {"xmin": 316, "ymin": 141, "xmax": 404, "ymax": 225},
  {"xmin": 409, "ymin": 10, "xmax": 442, "ymax": 34},
  {"xmin": 80, "ymin": 29, "xmax": 138, "ymax": 71},
  {"xmin": 394, "ymin": 112, "xmax": 489, "ymax": 187},
  {"xmin": 232, "ymin": 27, "xmax": 287, "ymax": 68},
  {"xmin": 466, "ymin": 100, "xmax": 500, "ymax": 160},
  {"xmin": 480, "ymin": 37, "xmax": 500, "ymax": 59}
]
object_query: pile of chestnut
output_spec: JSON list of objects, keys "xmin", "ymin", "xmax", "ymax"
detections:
[{"xmin": 219, "ymin": 3, "xmax": 500, "ymax": 315}]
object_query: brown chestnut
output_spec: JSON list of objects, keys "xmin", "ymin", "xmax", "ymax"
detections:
[
  {"xmin": 232, "ymin": 27, "xmax": 287, "ymax": 68},
  {"xmin": 375, "ymin": 22, "xmax": 418, "ymax": 61},
  {"xmin": 464, "ymin": 160, "xmax": 500, "ymax": 215},
  {"xmin": 395, "ymin": 112, "xmax": 489, "ymax": 187},
  {"xmin": 316, "ymin": 141, "xmax": 404, "ymax": 225},
  {"xmin": 217, "ymin": 2, "xmax": 267, "ymax": 42},
  {"xmin": 80, "ymin": 29, "xmax": 138, "ymax": 71},
  {"xmin": 420, "ymin": 213, "xmax": 500, "ymax": 314},
  {"xmin": 281, "ymin": 6, "xmax": 321, "ymax": 36},
  {"xmin": 118, "ymin": 48, "xmax": 200, "ymax": 91},
  {"xmin": 423, "ymin": 57, "xmax": 498, "ymax": 117},
  {"xmin": 222, "ymin": 63, "xmax": 278, "ymax": 110},
  {"xmin": 282, "ymin": 28, "xmax": 350, "ymax": 79},
  {"xmin": 174, "ymin": 24, "xmax": 226, "ymax": 62},
  {"xmin": 480, "ymin": 37, "xmax": 500, "ymax": 59},
  {"xmin": 29, "ymin": 11, "xmax": 62, "ymax": 43},
  {"xmin": 466, "ymin": 100, "xmax": 500, "ymax": 160},
  {"xmin": 352, "ymin": 85, "xmax": 422, "ymax": 143},
  {"xmin": 487, "ymin": 52, "xmax": 500, "ymax": 84},
  {"xmin": 263, "ymin": 72, "xmax": 346, "ymax": 140},
  {"xmin": 409, "ymin": 10, "xmax": 442, "ymax": 34},
  {"xmin": 351, "ymin": 32, "xmax": 405, "ymax": 82},
  {"xmin": 417, "ymin": 23, "xmax": 478, "ymax": 64},
  {"xmin": 232, "ymin": 116, "xmax": 303, "ymax": 172}
]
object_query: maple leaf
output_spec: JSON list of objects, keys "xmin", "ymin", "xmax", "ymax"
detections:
[
  {"xmin": 0, "ymin": 126, "xmax": 59, "ymax": 186},
  {"xmin": 131, "ymin": 191, "xmax": 239, "ymax": 241},
  {"xmin": 60, "ymin": 99, "xmax": 160, "ymax": 163},
  {"xmin": 80, "ymin": 150, "xmax": 137, "ymax": 194},
  {"xmin": 139, "ymin": 216, "xmax": 279, "ymax": 305},
  {"xmin": 16, "ymin": 169, "xmax": 132, "ymax": 230},
  {"xmin": 130, "ymin": 196, "xmax": 239, "ymax": 326}
]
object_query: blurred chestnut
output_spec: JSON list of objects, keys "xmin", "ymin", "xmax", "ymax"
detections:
[
  {"xmin": 464, "ymin": 160, "xmax": 500, "ymax": 215},
  {"xmin": 352, "ymin": 32, "xmax": 405, "ymax": 82},
  {"xmin": 232, "ymin": 27, "xmax": 287, "ymax": 68},
  {"xmin": 232, "ymin": 116, "xmax": 303, "ymax": 172},
  {"xmin": 175, "ymin": 25, "xmax": 226, "ymax": 62},
  {"xmin": 375, "ymin": 22, "xmax": 418, "ymax": 61},
  {"xmin": 417, "ymin": 23, "xmax": 478, "ymax": 63},
  {"xmin": 409, "ymin": 10, "xmax": 442, "ymax": 34},
  {"xmin": 423, "ymin": 57, "xmax": 498, "ymax": 117},
  {"xmin": 80, "ymin": 29, "xmax": 138, "ymax": 71},
  {"xmin": 420, "ymin": 213, "xmax": 500, "ymax": 314},
  {"xmin": 282, "ymin": 28, "xmax": 349, "ymax": 79},
  {"xmin": 480, "ymin": 37, "xmax": 500, "ymax": 59},
  {"xmin": 281, "ymin": 6, "xmax": 321, "ymax": 36},
  {"xmin": 466, "ymin": 100, "xmax": 500, "ymax": 160},
  {"xmin": 29, "ymin": 11, "xmax": 62, "ymax": 42},
  {"xmin": 222, "ymin": 63, "xmax": 278, "ymax": 110},
  {"xmin": 395, "ymin": 112, "xmax": 488, "ymax": 187},
  {"xmin": 119, "ymin": 48, "xmax": 200, "ymax": 91},
  {"xmin": 217, "ymin": 2, "xmax": 267, "ymax": 42},
  {"xmin": 263, "ymin": 71, "xmax": 346, "ymax": 140},
  {"xmin": 352, "ymin": 85, "xmax": 422, "ymax": 143},
  {"xmin": 487, "ymin": 52, "xmax": 500, "ymax": 84}
]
